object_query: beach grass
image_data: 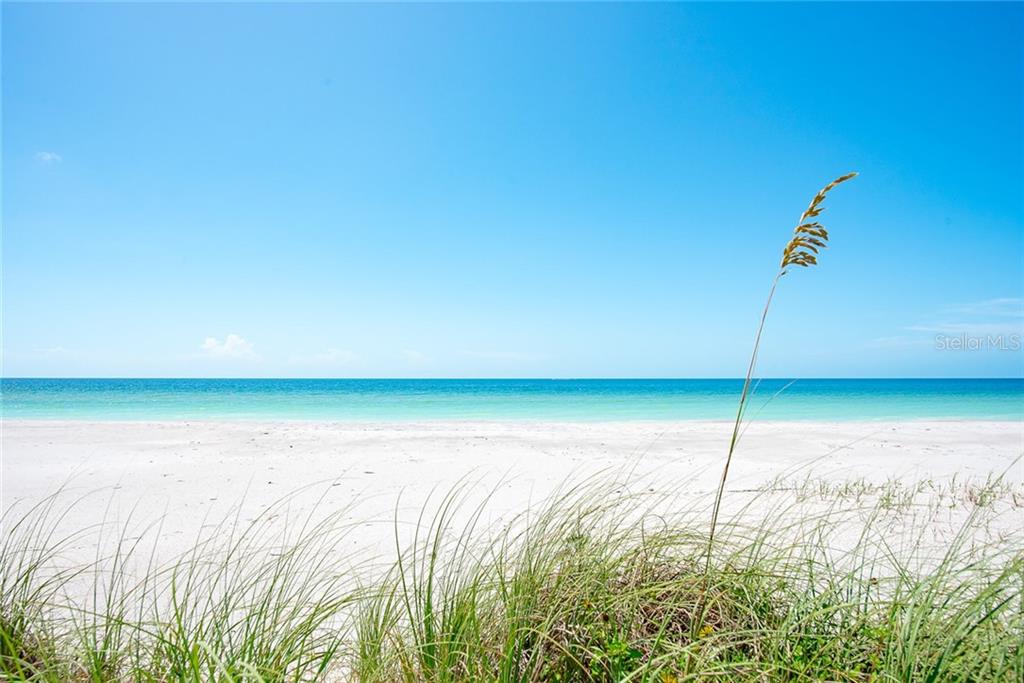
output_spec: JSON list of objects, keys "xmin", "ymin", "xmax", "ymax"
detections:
[{"xmin": 2, "ymin": 478, "xmax": 1021, "ymax": 682}]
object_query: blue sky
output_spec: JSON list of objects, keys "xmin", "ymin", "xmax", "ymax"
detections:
[{"xmin": 3, "ymin": 2, "xmax": 1022, "ymax": 378}]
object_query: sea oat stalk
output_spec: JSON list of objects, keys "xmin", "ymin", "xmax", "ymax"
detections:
[{"xmin": 703, "ymin": 172, "xmax": 858, "ymax": 576}]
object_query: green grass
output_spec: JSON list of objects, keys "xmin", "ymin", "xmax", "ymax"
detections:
[{"xmin": 2, "ymin": 478, "xmax": 1021, "ymax": 682}]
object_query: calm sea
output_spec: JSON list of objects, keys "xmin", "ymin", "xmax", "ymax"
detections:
[{"xmin": 0, "ymin": 378, "xmax": 1021, "ymax": 421}]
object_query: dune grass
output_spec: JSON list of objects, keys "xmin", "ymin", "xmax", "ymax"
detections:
[
  {"xmin": 1, "ymin": 477, "xmax": 1022, "ymax": 682},
  {"xmin": 351, "ymin": 482, "xmax": 1023, "ymax": 682},
  {"xmin": 1, "ymin": 488, "xmax": 363, "ymax": 682}
]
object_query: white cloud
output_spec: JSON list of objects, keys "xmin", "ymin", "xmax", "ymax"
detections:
[
  {"xmin": 906, "ymin": 322, "xmax": 1024, "ymax": 337},
  {"xmin": 907, "ymin": 297, "xmax": 1024, "ymax": 339},
  {"xmin": 34, "ymin": 151, "xmax": 62, "ymax": 164},
  {"xmin": 946, "ymin": 298, "xmax": 1023, "ymax": 318},
  {"xmin": 869, "ymin": 296, "xmax": 1024, "ymax": 351},
  {"xmin": 201, "ymin": 334, "xmax": 258, "ymax": 359}
]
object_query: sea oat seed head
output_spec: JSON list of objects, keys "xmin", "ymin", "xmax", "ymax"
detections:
[{"xmin": 781, "ymin": 172, "xmax": 857, "ymax": 270}]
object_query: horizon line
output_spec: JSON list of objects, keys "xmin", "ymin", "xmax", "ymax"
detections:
[{"xmin": 3, "ymin": 377, "xmax": 1023, "ymax": 382}]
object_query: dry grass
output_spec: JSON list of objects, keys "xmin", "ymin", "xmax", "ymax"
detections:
[{"xmin": 780, "ymin": 172, "xmax": 857, "ymax": 269}]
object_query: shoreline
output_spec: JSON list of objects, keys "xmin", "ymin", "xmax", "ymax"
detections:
[{"xmin": 5, "ymin": 416, "xmax": 1023, "ymax": 424}]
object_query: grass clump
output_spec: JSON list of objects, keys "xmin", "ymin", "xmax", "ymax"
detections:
[
  {"xmin": 353, "ymin": 484, "xmax": 1023, "ymax": 682},
  {"xmin": 1, "ymin": 481, "xmax": 1022, "ymax": 681},
  {"xmin": 1, "ymin": 489, "xmax": 362, "ymax": 681}
]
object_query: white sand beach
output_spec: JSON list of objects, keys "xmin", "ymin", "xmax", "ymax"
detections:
[{"xmin": 3, "ymin": 419, "xmax": 1022, "ymax": 569}]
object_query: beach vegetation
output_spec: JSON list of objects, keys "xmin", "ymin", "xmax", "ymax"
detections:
[{"xmin": 1, "ymin": 479, "xmax": 1021, "ymax": 681}]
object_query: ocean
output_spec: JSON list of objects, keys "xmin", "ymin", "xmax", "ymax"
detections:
[{"xmin": 1, "ymin": 378, "xmax": 1021, "ymax": 421}]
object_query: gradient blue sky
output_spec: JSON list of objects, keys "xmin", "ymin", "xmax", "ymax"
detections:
[{"xmin": 3, "ymin": 2, "xmax": 1022, "ymax": 378}]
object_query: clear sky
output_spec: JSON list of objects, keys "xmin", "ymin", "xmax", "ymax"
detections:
[{"xmin": 3, "ymin": 2, "xmax": 1022, "ymax": 378}]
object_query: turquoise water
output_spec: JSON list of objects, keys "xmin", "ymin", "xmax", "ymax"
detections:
[{"xmin": 1, "ymin": 379, "xmax": 1021, "ymax": 421}]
